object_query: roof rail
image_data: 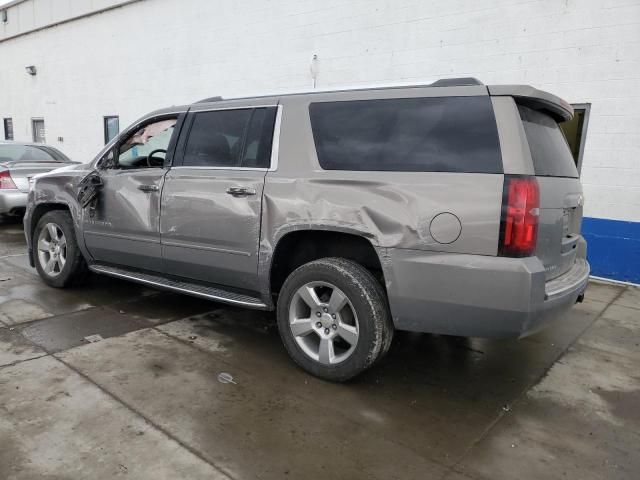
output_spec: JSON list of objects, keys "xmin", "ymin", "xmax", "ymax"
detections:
[
  {"xmin": 429, "ymin": 77, "xmax": 483, "ymax": 87},
  {"xmin": 194, "ymin": 78, "xmax": 484, "ymax": 104},
  {"xmin": 196, "ymin": 95, "xmax": 223, "ymax": 103}
]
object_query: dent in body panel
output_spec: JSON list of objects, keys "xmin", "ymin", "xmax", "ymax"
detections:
[
  {"xmin": 257, "ymin": 91, "xmax": 505, "ymax": 302},
  {"xmin": 25, "ymin": 164, "xmax": 94, "ymax": 261},
  {"xmin": 160, "ymin": 170, "xmax": 266, "ymax": 291},
  {"xmin": 261, "ymin": 174, "xmax": 504, "ymax": 251}
]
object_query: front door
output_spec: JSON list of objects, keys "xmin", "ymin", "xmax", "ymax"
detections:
[
  {"xmin": 161, "ymin": 106, "xmax": 278, "ymax": 292},
  {"xmin": 83, "ymin": 115, "xmax": 181, "ymax": 271}
]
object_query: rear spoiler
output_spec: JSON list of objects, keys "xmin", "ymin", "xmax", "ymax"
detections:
[{"xmin": 488, "ymin": 85, "xmax": 573, "ymax": 122}]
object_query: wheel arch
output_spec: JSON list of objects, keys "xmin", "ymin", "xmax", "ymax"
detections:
[
  {"xmin": 28, "ymin": 203, "xmax": 73, "ymax": 267},
  {"xmin": 267, "ymin": 228, "xmax": 385, "ymax": 298}
]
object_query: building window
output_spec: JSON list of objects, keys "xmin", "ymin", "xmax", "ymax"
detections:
[
  {"xmin": 104, "ymin": 116, "xmax": 120, "ymax": 144},
  {"xmin": 32, "ymin": 118, "xmax": 46, "ymax": 143},
  {"xmin": 3, "ymin": 118, "xmax": 13, "ymax": 140},
  {"xmin": 2, "ymin": 10, "xmax": 8, "ymax": 24},
  {"xmin": 560, "ymin": 103, "xmax": 591, "ymax": 175}
]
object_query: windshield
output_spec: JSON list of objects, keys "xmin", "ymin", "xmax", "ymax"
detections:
[{"xmin": 0, "ymin": 144, "xmax": 66, "ymax": 163}]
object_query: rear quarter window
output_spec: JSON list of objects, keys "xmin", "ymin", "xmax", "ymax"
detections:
[
  {"xmin": 309, "ymin": 96, "xmax": 502, "ymax": 173},
  {"xmin": 518, "ymin": 105, "xmax": 578, "ymax": 178}
]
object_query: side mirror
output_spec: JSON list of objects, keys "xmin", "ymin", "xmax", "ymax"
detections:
[{"xmin": 77, "ymin": 171, "xmax": 104, "ymax": 209}]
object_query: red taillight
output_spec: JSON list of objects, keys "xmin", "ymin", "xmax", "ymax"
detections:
[
  {"xmin": 499, "ymin": 176, "xmax": 539, "ymax": 257},
  {"xmin": 0, "ymin": 170, "xmax": 17, "ymax": 189}
]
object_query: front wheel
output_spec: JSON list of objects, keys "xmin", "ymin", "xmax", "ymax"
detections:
[
  {"xmin": 33, "ymin": 210, "xmax": 88, "ymax": 288},
  {"xmin": 277, "ymin": 258, "xmax": 393, "ymax": 382}
]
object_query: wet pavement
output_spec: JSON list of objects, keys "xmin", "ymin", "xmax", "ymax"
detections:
[{"xmin": 1, "ymin": 216, "xmax": 638, "ymax": 479}]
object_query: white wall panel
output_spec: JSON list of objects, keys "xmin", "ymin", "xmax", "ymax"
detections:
[{"xmin": 0, "ymin": 0, "xmax": 639, "ymax": 222}]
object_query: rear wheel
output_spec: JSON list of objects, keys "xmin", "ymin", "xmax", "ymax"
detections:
[
  {"xmin": 33, "ymin": 210, "xmax": 88, "ymax": 288},
  {"xmin": 277, "ymin": 257, "xmax": 393, "ymax": 381}
]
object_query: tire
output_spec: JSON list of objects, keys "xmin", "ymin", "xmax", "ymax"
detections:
[
  {"xmin": 277, "ymin": 257, "xmax": 393, "ymax": 382},
  {"xmin": 33, "ymin": 210, "xmax": 89, "ymax": 288}
]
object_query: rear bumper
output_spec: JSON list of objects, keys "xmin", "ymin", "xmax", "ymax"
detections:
[
  {"xmin": 382, "ymin": 248, "xmax": 589, "ymax": 338},
  {"xmin": 0, "ymin": 190, "xmax": 28, "ymax": 215}
]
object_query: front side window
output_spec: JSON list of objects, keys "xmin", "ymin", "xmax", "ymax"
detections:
[
  {"xmin": 309, "ymin": 96, "xmax": 502, "ymax": 173},
  {"xmin": 117, "ymin": 117, "xmax": 177, "ymax": 169},
  {"xmin": 182, "ymin": 107, "xmax": 276, "ymax": 168}
]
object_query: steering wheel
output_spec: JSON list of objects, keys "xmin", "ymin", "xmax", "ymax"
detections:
[{"xmin": 146, "ymin": 149, "xmax": 167, "ymax": 167}]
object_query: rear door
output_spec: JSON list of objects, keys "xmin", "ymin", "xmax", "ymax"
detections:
[
  {"xmin": 518, "ymin": 105, "xmax": 584, "ymax": 280},
  {"xmin": 161, "ymin": 105, "xmax": 279, "ymax": 292}
]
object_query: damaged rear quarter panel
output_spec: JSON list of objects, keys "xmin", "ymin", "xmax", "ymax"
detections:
[{"xmin": 258, "ymin": 93, "xmax": 504, "ymax": 299}]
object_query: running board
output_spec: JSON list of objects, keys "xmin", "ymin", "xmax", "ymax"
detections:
[{"xmin": 89, "ymin": 264, "xmax": 268, "ymax": 309}]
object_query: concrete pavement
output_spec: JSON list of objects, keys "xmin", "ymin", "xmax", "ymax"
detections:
[{"xmin": 1, "ymin": 216, "xmax": 638, "ymax": 479}]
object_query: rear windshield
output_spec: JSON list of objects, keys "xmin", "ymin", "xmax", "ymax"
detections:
[
  {"xmin": 518, "ymin": 105, "xmax": 578, "ymax": 178},
  {"xmin": 0, "ymin": 144, "xmax": 66, "ymax": 163},
  {"xmin": 309, "ymin": 96, "xmax": 502, "ymax": 173}
]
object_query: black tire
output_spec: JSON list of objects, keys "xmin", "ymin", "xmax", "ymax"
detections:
[
  {"xmin": 33, "ymin": 210, "xmax": 89, "ymax": 288},
  {"xmin": 277, "ymin": 257, "xmax": 393, "ymax": 382}
]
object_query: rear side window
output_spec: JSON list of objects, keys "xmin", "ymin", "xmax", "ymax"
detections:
[
  {"xmin": 518, "ymin": 105, "xmax": 578, "ymax": 178},
  {"xmin": 183, "ymin": 109, "xmax": 252, "ymax": 168},
  {"xmin": 309, "ymin": 96, "xmax": 502, "ymax": 172},
  {"xmin": 182, "ymin": 107, "xmax": 276, "ymax": 168},
  {"xmin": 242, "ymin": 108, "xmax": 277, "ymax": 168}
]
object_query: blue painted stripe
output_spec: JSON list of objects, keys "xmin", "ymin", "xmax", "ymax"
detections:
[{"xmin": 582, "ymin": 217, "xmax": 640, "ymax": 284}]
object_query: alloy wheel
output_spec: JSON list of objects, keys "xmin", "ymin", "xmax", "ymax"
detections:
[
  {"xmin": 37, "ymin": 223, "xmax": 67, "ymax": 277},
  {"xmin": 288, "ymin": 281, "xmax": 360, "ymax": 365}
]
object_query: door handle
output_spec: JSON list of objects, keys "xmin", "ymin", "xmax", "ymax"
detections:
[
  {"xmin": 138, "ymin": 184, "xmax": 159, "ymax": 192},
  {"xmin": 226, "ymin": 186, "xmax": 256, "ymax": 197}
]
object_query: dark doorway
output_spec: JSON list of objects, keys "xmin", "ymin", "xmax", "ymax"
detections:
[
  {"xmin": 560, "ymin": 103, "xmax": 590, "ymax": 174},
  {"xmin": 104, "ymin": 116, "xmax": 120, "ymax": 144},
  {"xmin": 32, "ymin": 118, "xmax": 46, "ymax": 143}
]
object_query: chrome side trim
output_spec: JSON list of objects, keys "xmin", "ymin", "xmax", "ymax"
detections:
[
  {"xmin": 170, "ymin": 166, "xmax": 267, "ymax": 172},
  {"xmin": 268, "ymin": 105, "xmax": 283, "ymax": 172},
  {"xmin": 89, "ymin": 264, "xmax": 268, "ymax": 309},
  {"xmin": 190, "ymin": 104, "xmax": 278, "ymax": 113},
  {"xmin": 161, "ymin": 239, "xmax": 251, "ymax": 256},
  {"xmin": 84, "ymin": 230, "xmax": 160, "ymax": 244}
]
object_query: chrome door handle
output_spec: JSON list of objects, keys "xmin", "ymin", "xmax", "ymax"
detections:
[
  {"xmin": 226, "ymin": 186, "xmax": 256, "ymax": 197},
  {"xmin": 138, "ymin": 184, "xmax": 159, "ymax": 192}
]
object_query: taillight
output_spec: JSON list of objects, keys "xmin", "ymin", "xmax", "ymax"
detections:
[
  {"xmin": 499, "ymin": 175, "xmax": 539, "ymax": 257},
  {"xmin": 0, "ymin": 170, "xmax": 17, "ymax": 189}
]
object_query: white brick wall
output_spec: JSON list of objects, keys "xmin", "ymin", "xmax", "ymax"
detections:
[{"xmin": 1, "ymin": 0, "xmax": 639, "ymax": 221}]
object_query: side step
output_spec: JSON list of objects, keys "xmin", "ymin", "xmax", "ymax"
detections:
[{"xmin": 89, "ymin": 264, "xmax": 268, "ymax": 310}]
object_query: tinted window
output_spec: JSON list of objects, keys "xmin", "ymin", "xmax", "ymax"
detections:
[
  {"xmin": 241, "ymin": 108, "xmax": 277, "ymax": 168},
  {"xmin": 519, "ymin": 105, "xmax": 578, "ymax": 178},
  {"xmin": 0, "ymin": 144, "xmax": 58, "ymax": 163},
  {"xmin": 309, "ymin": 96, "xmax": 502, "ymax": 172},
  {"xmin": 183, "ymin": 109, "xmax": 252, "ymax": 167}
]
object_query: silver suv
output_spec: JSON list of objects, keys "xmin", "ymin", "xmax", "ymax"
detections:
[{"xmin": 24, "ymin": 78, "xmax": 589, "ymax": 381}]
